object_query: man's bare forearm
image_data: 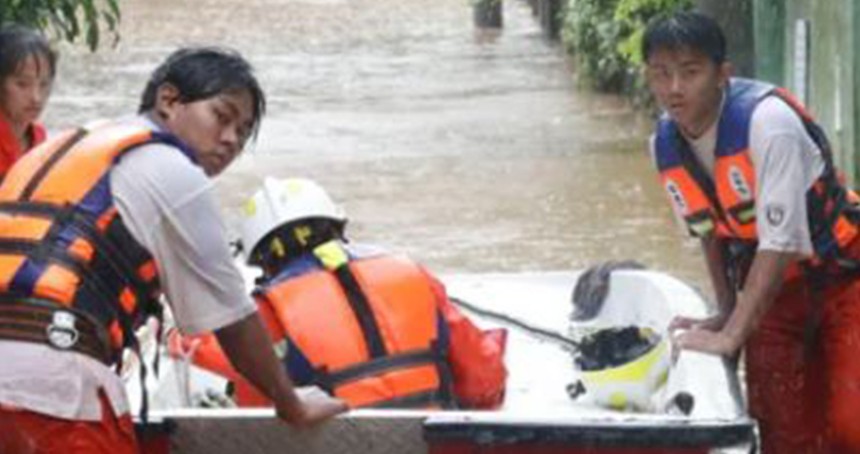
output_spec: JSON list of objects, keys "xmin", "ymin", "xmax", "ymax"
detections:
[
  {"xmin": 720, "ymin": 249, "xmax": 794, "ymax": 350},
  {"xmin": 215, "ymin": 313, "xmax": 304, "ymax": 420}
]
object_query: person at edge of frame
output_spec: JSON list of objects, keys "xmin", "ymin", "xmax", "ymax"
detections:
[
  {"xmin": 0, "ymin": 24, "xmax": 56, "ymax": 181},
  {"xmin": 0, "ymin": 47, "xmax": 347, "ymax": 454},
  {"xmin": 643, "ymin": 11, "xmax": 860, "ymax": 453}
]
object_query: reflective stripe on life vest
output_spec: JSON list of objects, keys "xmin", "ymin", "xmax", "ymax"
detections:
[{"xmin": 654, "ymin": 78, "xmax": 860, "ymax": 272}]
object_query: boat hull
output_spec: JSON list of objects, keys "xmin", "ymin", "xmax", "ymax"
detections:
[{"xmin": 134, "ymin": 270, "xmax": 756, "ymax": 453}]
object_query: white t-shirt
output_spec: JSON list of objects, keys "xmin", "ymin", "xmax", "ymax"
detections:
[
  {"xmin": 651, "ymin": 95, "xmax": 826, "ymax": 257},
  {"xmin": 0, "ymin": 116, "xmax": 256, "ymax": 421}
]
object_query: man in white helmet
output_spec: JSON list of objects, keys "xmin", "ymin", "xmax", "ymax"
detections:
[{"xmin": 170, "ymin": 177, "xmax": 507, "ymax": 409}]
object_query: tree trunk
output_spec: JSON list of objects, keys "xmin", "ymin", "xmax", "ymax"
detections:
[
  {"xmin": 538, "ymin": 0, "xmax": 563, "ymax": 40},
  {"xmin": 474, "ymin": 0, "xmax": 503, "ymax": 28}
]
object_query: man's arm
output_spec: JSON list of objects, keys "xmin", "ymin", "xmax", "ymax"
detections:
[
  {"xmin": 719, "ymin": 250, "xmax": 795, "ymax": 349},
  {"xmin": 669, "ymin": 236, "xmax": 736, "ymax": 332},
  {"xmin": 675, "ymin": 249, "xmax": 795, "ymax": 355},
  {"xmin": 167, "ymin": 330, "xmax": 243, "ymax": 382},
  {"xmin": 215, "ymin": 312, "xmax": 347, "ymax": 425},
  {"xmin": 676, "ymin": 96, "xmax": 821, "ymax": 355},
  {"xmin": 109, "ymin": 135, "xmax": 345, "ymax": 423}
]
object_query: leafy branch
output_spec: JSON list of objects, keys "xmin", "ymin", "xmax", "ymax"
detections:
[
  {"xmin": 560, "ymin": 0, "xmax": 691, "ymax": 95},
  {"xmin": 0, "ymin": 0, "xmax": 121, "ymax": 51}
]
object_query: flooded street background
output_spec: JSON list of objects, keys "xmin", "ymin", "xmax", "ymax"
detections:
[{"xmin": 45, "ymin": 0, "xmax": 710, "ymax": 294}]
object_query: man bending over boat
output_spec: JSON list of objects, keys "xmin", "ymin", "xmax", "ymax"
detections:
[
  {"xmin": 170, "ymin": 177, "xmax": 508, "ymax": 409},
  {"xmin": 644, "ymin": 12, "xmax": 860, "ymax": 452},
  {"xmin": 0, "ymin": 48, "xmax": 346, "ymax": 454}
]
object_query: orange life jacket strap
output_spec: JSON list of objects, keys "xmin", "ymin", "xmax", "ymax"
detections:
[
  {"xmin": 0, "ymin": 296, "xmax": 112, "ymax": 364},
  {"xmin": 0, "ymin": 201, "xmax": 156, "ymax": 310},
  {"xmin": 323, "ymin": 262, "xmax": 457, "ymax": 407},
  {"xmin": 18, "ymin": 128, "xmax": 87, "ymax": 201},
  {"xmin": 0, "ymin": 237, "xmax": 122, "ymax": 305},
  {"xmin": 0, "ymin": 238, "xmax": 88, "ymax": 274},
  {"xmin": 0, "ymin": 205, "xmax": 156, "ymax": 419},
  {"xmin": 672, "ymin": 135, "xmax": 735, "ymax": 236}
]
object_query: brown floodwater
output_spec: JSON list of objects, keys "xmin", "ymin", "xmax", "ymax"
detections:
[{"xmin": 44, "ymin": 0, "xmax": 711, "ymax": 294}]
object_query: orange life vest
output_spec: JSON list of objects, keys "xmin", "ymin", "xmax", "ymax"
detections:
[
  {"xmin": 0, "ymin": 121, "xmax": 193, "ymax": 365},
  {"xmin": 259, "ymin": 251, "xmax": 456, "ymax": 409},
  {"xmin": 654, "ymin": 78, "xmax": 860, "ymax": 283}
]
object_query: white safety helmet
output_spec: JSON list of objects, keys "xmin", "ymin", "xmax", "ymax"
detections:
[
  {"xmin": 567, "ymin": 327, "xmax": 671, "ymax": 412},
  {"xmin": 238, "ymin": 177, "xmax": 346, "ymax": 264},
  {"xmin": 576, "ymin": 337, "xmax": 670, "ymax": 412}
]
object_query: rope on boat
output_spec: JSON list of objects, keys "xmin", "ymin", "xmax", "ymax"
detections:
[{"xmin": 449, "ymin": 296, "xmax": 580, "ymax": 351}]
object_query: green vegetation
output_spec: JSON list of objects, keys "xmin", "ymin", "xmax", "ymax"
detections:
[
  {"xmin": 561, "ymin": 0, "xmax": 691, "ymax": 98},
  {"xmin": 0, "ymin": 0, "xmax": 121, "ymax": 50}
]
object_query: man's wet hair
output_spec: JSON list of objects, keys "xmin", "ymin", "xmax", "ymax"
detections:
[
  {"xmin": 642, "ymin": 11, "xmax": 726, "ymax": 65},
  {"xmin": 0, "ymin": 24, "xmax": 57, "ymax": 80},
  {"xmin": 139, "ymin": 47, "xmax": 266, "ymax": 137}
]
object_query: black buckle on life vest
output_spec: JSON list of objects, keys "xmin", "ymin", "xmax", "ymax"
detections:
[
  {"xmin": 684, "ymin": 210, "xmax": 716, "ymax": 237},
  {"xmin": 727, "ymin": 200, "xmax": 756, "ymax": 225},
  {"xmin": 0, "ymin": 296, "xmax": 113, "ymax": 364}
]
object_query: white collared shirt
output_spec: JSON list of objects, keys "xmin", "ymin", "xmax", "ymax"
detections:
[{"xmin": 0, "ymin": 115, "xmax": 255, "ymax": 421}]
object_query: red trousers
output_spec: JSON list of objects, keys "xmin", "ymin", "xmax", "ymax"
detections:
[
  {"xmin": 0, "ymin": 392, "xmax": 137, "ymax": 454},
  {"xmin": 746, "ymin": 272, "xmax": 860, "ymax": 453}
]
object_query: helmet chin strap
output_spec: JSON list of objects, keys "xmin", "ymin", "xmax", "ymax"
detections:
[
  {"xmin": 238, "ymin": 177, "xmax": 347, "ymax": 266},
  {"xmin": 254, "ymin": 219, "xmax": 347, "ymax": 273}
]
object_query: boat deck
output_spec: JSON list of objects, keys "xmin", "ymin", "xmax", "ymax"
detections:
[{"xmin": 134, "ymin": 271, "xmax": 756, "ymax": 453}]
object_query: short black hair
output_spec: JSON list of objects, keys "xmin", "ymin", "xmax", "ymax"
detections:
[
  {"xmin": 0, "ymin": 24, "xmax": 57, "ymax": 80},
  {"xmin": 139, "ymin": 47, "xmax": 266, "ymax": 137},
  {"xmin": 642, "ymin": 11, "xmax": 726, "ymax": 65}
]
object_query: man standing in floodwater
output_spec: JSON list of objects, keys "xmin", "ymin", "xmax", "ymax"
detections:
[{"xmin": 643, "ymin": 11, "xmax": 860, "ymax": 453}]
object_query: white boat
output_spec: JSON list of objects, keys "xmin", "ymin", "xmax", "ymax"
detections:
[{"xmin": 128, "ymin": 269, "xmax": 756, "ymax": 454}]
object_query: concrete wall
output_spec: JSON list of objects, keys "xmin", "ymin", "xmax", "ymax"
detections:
[
  {"xmin": 697, "ymin": 0, "xmax": 756, "ymax": 78},
  {"xmin": 754, "ymin": 0, "xmax": 859, "ymax": 184}
]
